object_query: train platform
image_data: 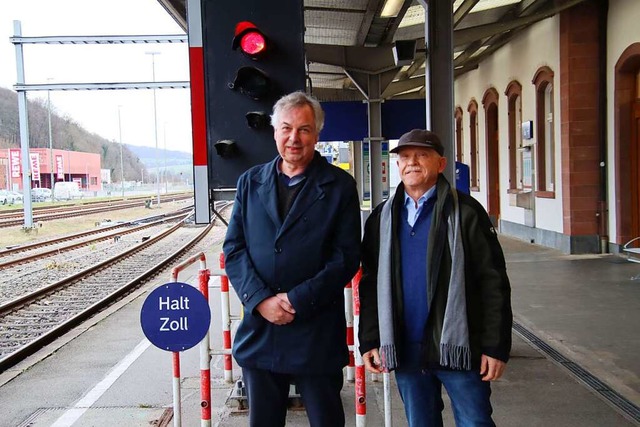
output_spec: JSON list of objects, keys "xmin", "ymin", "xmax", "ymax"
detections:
[{"xmin": 0, "ymin": 234, "xmax": 639, "ymax": 426}]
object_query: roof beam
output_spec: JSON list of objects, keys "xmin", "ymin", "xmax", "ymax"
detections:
[
  {"xmin": 306, "ymin": 43, "xmax": 398, "ymax": 74},
  {"xmin": 156, "ymin": 0, "xmax": 187, "ymax": 32},
  {"xmin": 311, "ymin": 87, "xmax": 365, "ymax": 102},
  {"xmin": 453, "ymin": 0, "xmax": 480, "ymax": 28},
  {"xmin": 304, "ymin": 6, "xmax": 366, "ymax": 13},
  {"xmin": 454, "ymin": 0, "xmax": 589, "ymax": 46},
  {"xmin": 455, "ymin": 29, "xmax": 519, "ymax": 78},
  {"xmin": 356, "ymin": 0, "xmax": 386, "ymax": 46},
  {"xmin": 380, "ymin": 0, "xmax": 414, "ymax": 44},
  {"xmin": 382, "ymin": 75, "xmax": 425, "ymax": 98}
]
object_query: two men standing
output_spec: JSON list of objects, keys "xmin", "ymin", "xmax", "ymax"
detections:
[{"xmin": 223, "ymin": 89, "xmax": 512, "ymax": 427}]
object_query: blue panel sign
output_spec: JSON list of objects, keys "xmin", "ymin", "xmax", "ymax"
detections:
[
  {"xmin": 381, "ymin": 141, "xmax": 389, "ymax": 198},
  {"xmin": 140, "ymin": 282, "xmax": 211, "ymax": 352},
  {"xmin": 363, "ymin": 141, "xmax": 371, "ymax": 201}
]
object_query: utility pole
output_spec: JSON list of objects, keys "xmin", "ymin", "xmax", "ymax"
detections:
[
  {"xmin": 146, "ymin": 51, "xmax": 161, "ymax": 206},
  {"xmin": 47, "ymin": 81, "xmax": 55, "ymax": 200},
  {"xmin": 118, "ymin": 105, "xmax": 124, "ymax": 198},
  {"xmin": 163, "ymin": 121, "xmax": 168, "ymax": 194}
]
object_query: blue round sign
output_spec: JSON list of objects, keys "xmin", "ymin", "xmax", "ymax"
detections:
[{"xmin": 140, "ymin": 282, "xmax": 211, "ymax": 352}]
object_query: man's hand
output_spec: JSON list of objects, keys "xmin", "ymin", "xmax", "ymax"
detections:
[
  {"xmin": 362, "ymin": 348, "xmax": 384, "ymax": 374},
  {"xmin": 256, "ymin": 294, "xmax": 296, "ymax": 325},
  {"xmin": 480, "ymin": 354, "xmax": 506, "ymax": 381}
]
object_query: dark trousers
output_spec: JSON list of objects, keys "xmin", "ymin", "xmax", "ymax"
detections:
[{"xmin": 242, "ymin": 367, "xmax": 345, "ymax": 427}]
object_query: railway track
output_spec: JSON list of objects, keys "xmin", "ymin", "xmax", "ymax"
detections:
[
  {"xmin": 0, "ymin": 207, "xmax": 193, "ymax": 269},
  {"xmin": 0, "ymin": 193, "xmax": 193, "ymax": 228},
  {"xmin": 0, "ymin": 202, "xmax": 233, "ymax": 372}
]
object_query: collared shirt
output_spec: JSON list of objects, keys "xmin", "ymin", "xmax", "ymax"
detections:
[
  {"xmin": 277, "ymin": 158, "xmax": 307, "ymax": 187},
  {"xmin": 404, "ymin": 186, "xmax": 436, "ymax": 227}
]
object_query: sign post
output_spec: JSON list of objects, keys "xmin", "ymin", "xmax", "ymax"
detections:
[{"xmin": 141, "ymin": 282, "xmax": 211, "ymax": 427}]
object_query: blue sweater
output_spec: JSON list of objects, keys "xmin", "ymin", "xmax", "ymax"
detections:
[{"xmin": 400, "ymin": 197, "xmax": 436, "ymax": 343}]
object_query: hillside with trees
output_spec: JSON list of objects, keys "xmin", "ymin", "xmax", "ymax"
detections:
[{"xmin": 0, "ymin": 86, "xmax": 149, "ymax": 183}]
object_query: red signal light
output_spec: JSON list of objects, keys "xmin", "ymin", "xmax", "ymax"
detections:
[
  {"xmin": 240, "ymin": 32, "xmax": 266, "ymax": 56},
  {"xmin": 232, "ymin": 21, "xmax": 268, "ymax": 59}
]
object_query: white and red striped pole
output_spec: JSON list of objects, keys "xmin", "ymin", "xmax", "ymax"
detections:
[
  {"xmin": 198, "ymin": 267, "xmax": 212, "ymax": 427},
  {"xmin": 172, "ymin": 352, "xmax": 182, "ymax": 427},
  {"xmin": 344, "ymin": 282, "xmax": 355, "ymax": 382},
  {"xmin": 352, "ymin": 268, "xmax": 366, "ymax": 427},
  {"xmin": 187, "ymin": 0, "xmax": 210, "ymax": 225},
  {"xmin": 219, "ymin": 253, "xmax": 234, "ymax": 383}
]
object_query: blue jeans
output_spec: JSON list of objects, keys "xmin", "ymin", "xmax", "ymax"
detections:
[{"xmin": 395, "ymin": 366, "xmax": 495, "ymax": 427}]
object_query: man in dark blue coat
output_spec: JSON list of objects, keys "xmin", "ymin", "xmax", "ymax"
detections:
[{"xmin": 223, "ymin": 91, "xmax": 361, "ymax": 427}]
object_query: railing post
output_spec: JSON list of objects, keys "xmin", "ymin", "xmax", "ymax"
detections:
[
  {"xmin": 345, "ymin": 282, "xmax": 355, "ymax": 382},
  {"xmin": 219, "ymin": 253, "xmax": 234, "ymax": 383},
  {"xmin": 352, "ymin": 268, "xmax": 366, "ymax": 426},
  {"xmin": 172, "ymin": 352, "xmax": 182, "ymax": 427},
  {"xmin": 198, "ymin": 266, "xmax": 212, "ymax": 427}
]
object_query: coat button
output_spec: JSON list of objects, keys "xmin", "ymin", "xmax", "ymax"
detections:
[{"xmin": 274, "ymin": 247, "xmax": 282, "ymax": 253}]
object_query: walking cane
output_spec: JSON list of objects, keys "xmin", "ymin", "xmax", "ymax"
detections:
[{"xmin": 383, "ymin": 372, "xmax": 392, "ymax": 427}]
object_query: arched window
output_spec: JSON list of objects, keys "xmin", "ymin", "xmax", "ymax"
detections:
[
  {"xmin": 505, "ymin": 81, "xmax": 523, "ymax": 191},
  {"xmin": 467, "ymin": 99, "xmax": 479, "ymax": 189},
  {"xmin": 482, "ymin": 88, "xmax": 501, "ymax": 220},
  {"xmin": 533, "ymin": 66, "xmax": 555, "ymax": 196},
  {"xmin": 454, "ymin": 106, "xmax": 464, "ymax": 163}
]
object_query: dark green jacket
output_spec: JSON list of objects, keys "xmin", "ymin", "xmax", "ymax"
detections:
[{"xmin": 358, "ymin": 175, "xmax": 512, "ymax": 369}]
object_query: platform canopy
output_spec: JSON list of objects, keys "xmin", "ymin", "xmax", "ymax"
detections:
[{"xmin": 156, "ymin": 0, "xmax": 588, "ymax": 102}]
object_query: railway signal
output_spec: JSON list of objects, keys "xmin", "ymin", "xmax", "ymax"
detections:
[
  {"xmin": 232, "ymin": 21, "xmax": 268, "ymax": 59},
  {"xmin": 202, "ymin": 0, "xmax": 306, "ymax": 199}
]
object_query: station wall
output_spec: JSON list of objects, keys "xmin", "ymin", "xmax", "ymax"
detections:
[
  {"xmin": 454, "ymin": 16, "xmax": 563, "ymax": 235},
  {"xmin": 455, "ymin": 0, "xmax": 640, "ymax": 252}
]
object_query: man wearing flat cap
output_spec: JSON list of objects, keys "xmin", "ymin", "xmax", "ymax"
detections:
[{"xmin": 358, "ymin": 129, "xmax": 512, "ymax": 426}]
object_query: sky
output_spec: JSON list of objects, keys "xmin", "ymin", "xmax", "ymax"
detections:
[{"xmin": 0, "ymin": 0, "xmax": 193, "ymax": 153}]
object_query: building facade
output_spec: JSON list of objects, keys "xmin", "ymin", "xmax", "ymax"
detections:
[
  {"xmin": 0, "ymin": 148, "xmax": 102, "ymax": 193},
  {"xmin": 454, "ymin": 0, "xmax": 638, "ymax": 254}
]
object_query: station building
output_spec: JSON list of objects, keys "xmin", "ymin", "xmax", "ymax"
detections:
[{"xmin": 449, "ymin": 0, "xmax": 639, "ymax": 254}]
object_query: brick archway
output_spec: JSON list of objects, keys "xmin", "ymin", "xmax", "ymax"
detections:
[{"xmin": 614, "ymin": 43, "xmax": 640, "ymax": 245}]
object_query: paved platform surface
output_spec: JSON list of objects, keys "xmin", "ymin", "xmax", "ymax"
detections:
[{"xmin": 0, "ymin": 235, "xmax": 639, "ymax": 426}]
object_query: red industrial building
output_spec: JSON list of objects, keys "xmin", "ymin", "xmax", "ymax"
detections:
[{"xmin": 0, "ymin": 148, "xmax": 102, "ymax": 192}]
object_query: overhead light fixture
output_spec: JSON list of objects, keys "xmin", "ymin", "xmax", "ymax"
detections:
[{"xmin": 381, "ymin": 0, "xmax": 404, "ymax": 17}]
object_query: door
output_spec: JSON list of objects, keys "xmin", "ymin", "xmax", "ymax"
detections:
[
  {"xmin": 486, "ymin": 104, "xmax": 500, "ymax": 226},
  {"xmin": 631, "ymin": 100, "xmax": 640, "ymax": 239}
]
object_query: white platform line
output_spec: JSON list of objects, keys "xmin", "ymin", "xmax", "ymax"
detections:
[{"xmin": 50, "ymin": 339, "xmax": 151, "ymax": 427}]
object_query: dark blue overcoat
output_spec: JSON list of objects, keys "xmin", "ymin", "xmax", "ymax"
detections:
[{"xmin": 223, "ymin": 152, "xmax": 362, "ymax": 374}]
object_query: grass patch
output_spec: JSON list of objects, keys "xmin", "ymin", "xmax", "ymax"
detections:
[{"xmin": 1, "ymin": 202, "xmax": 183, "ymax": 248}]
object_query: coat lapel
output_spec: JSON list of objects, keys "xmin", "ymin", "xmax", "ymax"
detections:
[{"xmin": 255, "ymin": 158, "xmax": 282, "ymax": 229}]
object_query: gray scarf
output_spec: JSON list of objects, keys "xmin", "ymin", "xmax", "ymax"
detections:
[{"xmin": 377, "ymin": 187, "xmax": 471, "ymax": 371}]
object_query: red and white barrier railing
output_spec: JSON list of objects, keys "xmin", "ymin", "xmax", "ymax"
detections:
[{"xmin": 167, "ymin": 254, "xmax": 393, "ymax": 426}]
